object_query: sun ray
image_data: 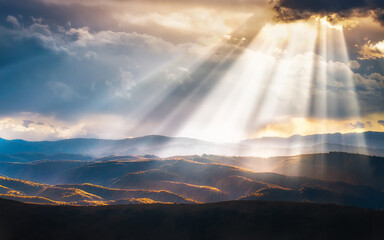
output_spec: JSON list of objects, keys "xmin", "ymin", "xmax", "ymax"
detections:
[
  {"xmin": 175, "ymin": 24, "xmax": 281, "ymax": 143},
  {"xmin": 123, "ymin": 14, "xmax": 264, "ymax": 137}
]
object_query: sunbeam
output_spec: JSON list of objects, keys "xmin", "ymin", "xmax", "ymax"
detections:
[{"xmin": 123, "ymin": 14, "xmax": 264, "ymax": 137}]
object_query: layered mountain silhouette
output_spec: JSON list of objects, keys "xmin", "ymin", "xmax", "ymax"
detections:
[
  {"xmin": 1, "ymin": 135, "xmax": 384, "ymax": 239},
  {"xmin": 0, "ymin": 132, "xmax": 383, "ymax": 157},
  {"xmin": 1, "ymin": 152, "xmax": 384, "ymax": 209}
]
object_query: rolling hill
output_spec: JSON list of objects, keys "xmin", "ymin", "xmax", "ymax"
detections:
[{"xmin": 1, "ymin": 152, "xmax": 384, "ymax": 209}]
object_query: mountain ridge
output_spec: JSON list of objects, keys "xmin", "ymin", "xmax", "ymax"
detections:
[{"xmin": 0, "ymin": 132, "xmax": 383, "ymax": 157}]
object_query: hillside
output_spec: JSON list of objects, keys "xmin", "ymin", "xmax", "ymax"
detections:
[{"xmin": 1, "ymin": 152, "xmax": 384, "ymax": 209}]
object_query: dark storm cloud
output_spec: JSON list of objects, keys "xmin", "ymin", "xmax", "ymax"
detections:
[{"xmin": 273, "ymin": 0, "xmax": 384, "ymax": 24}]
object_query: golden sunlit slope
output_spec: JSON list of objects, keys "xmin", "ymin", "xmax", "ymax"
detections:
[
  {"xmin": 0, "ymin": 176, "xmax": 47, "ymax": 195},
  {"xmin": 241, "ymin": 187, "xmax": 302, "ymax": 202},
  {"xmin": 37, "ymin": 187, "xmax": 104, "ymax": 202},
  {"xmin": 142, "ymin": 181, "xmax": 229, "ymax": 202},
  {"xmin": 0, "ymin": 185, "xmax": 15, "ymax": 194},
  {"xmin": 0, "ymin": 194, "xmax": 60, "ymax": 205},
  {"xmin": 55, "ymin": 183, "xmax": 197, "ymax": 204},
  {"xmin": 0, "ymin": 176, "xmax": 195, "ymax": 205},
  {"xmin": 2, "ymin": 153, "xmax": 384, "ymax": 208},
  {"xmin": 110, "ymin": 198, "xmax": 172, "ymax": 205}
]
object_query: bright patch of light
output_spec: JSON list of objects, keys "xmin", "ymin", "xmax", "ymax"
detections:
[{"xmin": 176, "ymin": 21, "xmax": 318, "ymax": 143}]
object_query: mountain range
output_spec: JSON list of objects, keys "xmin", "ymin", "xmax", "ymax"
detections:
[{"xmin": 0, "ymin": 132, "xmax": 383, "ymax": 157}]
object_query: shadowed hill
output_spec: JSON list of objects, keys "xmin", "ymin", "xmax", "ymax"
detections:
[
  {"xmin": 241, "ymin": 183, "xmax": 384, "ymax": 209},
  {"xmin": 268, "ymin": 152, "xmax": 384, "ymax": 189},
  {"xmin": 0, "ymin": 160, "xmax": 89, "ymax": 184},
  {"xmin": 1, "ymin": 198, "xmax": 384, "ymax": 240},
  {"xmin": 190, "ymin": 152, "xmax": 384, "ymax": 191},
  {"xmin": 0, "ymin": 195, "xmax": 60, "ymax": 205}
]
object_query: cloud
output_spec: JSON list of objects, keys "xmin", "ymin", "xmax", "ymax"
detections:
[
  {"xmin": 350, "ymin": 121, "xmax": 365, "ymax": 129},
  {"xmin": 379, "ymin": 120, "xmax": 384, "ymax": 127},
  {"xmin": 42, "ymin": 0, "xmax": 267, "ymax": 8},
  {"xmin": 22, "ymin": 120, "xmax": 34, "ymax": 128},
  {"xmin": 0, "ymin": 15, "xmax": 201, "ymax": 120},
  {"xmin": 252, "ymin": 116, "xmax": 382, "ymax": 138},
  {"xmin": 0, "ymin": 0, "xmax": 265, "ymax": 46},
  {"xmin": 273, "ymin": 0, "xmax": 384, "ymax": 24},
  {"xmin": 66, "ymin": 27, "xmax": 94, "ymax": 46},
  {"xmin": 6, "ymin": 15, "xmax": 20, "ymax": 27},
  {"xmin": 353, "ymin": 72, "xmax": 384, "ymax": 115},
  {"xmin": 359, "ymin": 40, "xmax": 384, "ymax": 59},
  {"xmin": 0, "ymin": 0, "xmax": 383, "ymax": 140},
  {"xmin": 0, "ymin": 115, "xmax": 87, "ymax": 140},
  {"xmin": 349, "ymin": 60, "xmax": 361, "ymax": 69},
  {"xmin": 0, "ymin": 113, "xmax": 140, "ymax": 141}
]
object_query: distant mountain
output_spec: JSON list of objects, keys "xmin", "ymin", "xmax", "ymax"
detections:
[
  {"xmin": 244, "ymin": 131, "xmax": 384, "ymax": 148},
  {"xmin": 0, "ymin": 132, "xmax": 383, "ymax": 157},
  {"xmin": 0, "ymin": 135, "xmax": 212, "ymax": 157},
  {"xmin": 0, "ymin": 153, "xmax": 93, "ymax": 163},
  {"xmin": 1, "ymin": 198, "xmax": 384, "ymax": 240}
]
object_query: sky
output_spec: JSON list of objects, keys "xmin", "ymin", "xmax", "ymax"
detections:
[{"xmin": 0, "ymin": 0, "xmax": 383, "ymax": 142}]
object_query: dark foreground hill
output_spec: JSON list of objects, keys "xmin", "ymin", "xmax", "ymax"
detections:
[{"xmin": 1, "ymin": 198, "xmax": 384, "ymax": 240}]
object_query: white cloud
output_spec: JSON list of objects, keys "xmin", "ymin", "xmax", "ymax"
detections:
[
  {"xmin": 66, "ymin": 27, "xmax": 94, "ymax": 46},
  {"xmin": 6, "ymin": 15, "xmax": 20, "ymax": 28},
  {"xmin": 0, "ymin": 113, "xmax": 137, "ymax": 141}
]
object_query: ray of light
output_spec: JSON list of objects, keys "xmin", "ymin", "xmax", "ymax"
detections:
[
  {"xmin": 306, "ymin": 17, "xmax": 329, "ymax": 168},
  {"xmin": 337, "ymin": 27, "xmax": 368, "ymax": 154},
  {"xmin": 249, "ymin": 23, "xmax": 317, "ymax": 132},
  {"xmin": 281, "ymin": 24, "xmax": 319, "ymax": 158},
  {"xmin": 124, "ymin": 14, "xmax": 264, "ymax": 137},
  {"xmin": 155, "ymin": 21, "xmax": 320, "ymax": 158},
  {"xmin": 174, "ymin": 24, "xmax": 282, "ymax": 143},
  {"xmin": 246, "ymin": 22, "xmax": 318, "ymax": 160}
]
